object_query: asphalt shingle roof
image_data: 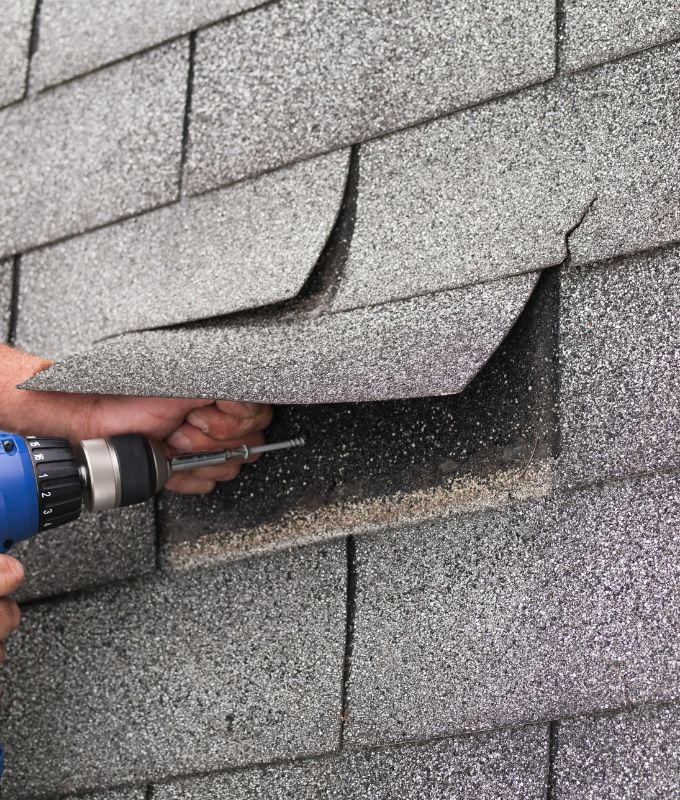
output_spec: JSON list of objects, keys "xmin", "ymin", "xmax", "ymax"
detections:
[{"xmin": 0, "ymin": 0, "xmax": 33, "ymax": 107}]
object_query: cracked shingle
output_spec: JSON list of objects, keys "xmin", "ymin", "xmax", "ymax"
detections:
[
  {"xmin": 0, "ymin": 0, "xmax": 34, "ymax": 107},
  {"xmin": 333, "ymin": 44, "xmax": 680, "ymax": 310},
  {"xmin": 559, "ymin": 247, "xmax": 680, "ymax": 488},
  {"xmin": 0, "ymin": 41, "xmax": 187, "ymax": 259},
  {"xmin": 186, "ymin": 0, "xmax": 555, "ymax": 191},
  {"xmin": 346, "ymin": 473, "xmax": 680, "ymax": 746},
  {"xmin": 17, "ymin": 150, "xmax": 350, "ymax": 360},
  {"xmin": 554, "ymin": 705, "xmax": 680, "ymax": 798},
  {"xmin": 31, "ymin": 0, "xmax": 268, "ymax": 90},
  {"xmin": 155, "ymin": 725, "xmax": 549, "ymax": 799},
  {"xmin": 0, "ymin": 542, "xmax": 345, "ymax": 798},
  {"xmin": 23, "ymin": 273, "xmax": 539, "ymax": 401},
  {"xmin": 563, "ymin": 0, "xmax": 680, "ymax": 72}
]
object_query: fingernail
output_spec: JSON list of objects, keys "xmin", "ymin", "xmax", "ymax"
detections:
[
  {"xmin": 187, "ymin": 412, "xmax": 210, "ymax": 434},
  {"xmin": 167, "ymin": 431, "xmax": 192, "ymax": 452},
  {"xmin": 8, "ymin": 559, "xmax": 23, "ymax": 579}
]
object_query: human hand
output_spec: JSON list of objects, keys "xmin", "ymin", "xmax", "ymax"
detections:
[
  {"xmin": 0, "ymin": 556, "xmax": 23, "ymax": 662},
  {"xmin": 0, "ymin": 346, "xmax": 273, "ymax": 494}
]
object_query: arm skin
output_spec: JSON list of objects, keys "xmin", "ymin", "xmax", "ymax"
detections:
[{"xmin": 0, "ymin": 344, "xmax": 273, "ymax": 659}]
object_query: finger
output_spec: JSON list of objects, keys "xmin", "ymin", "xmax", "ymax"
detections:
[
  {"xmin": 185, "ymin": 403, "xmax": 273, "ymax": 441},
  {"xmin": 166, "ymin": 425, "xmax": 266, "ymax": 456},
  {"xmin": 216, "ymin": 400, "xmax": 268, "ymax": 419},
  {"xmin": 184, "ymin": 461, "xmax": 242, "ymax": 482},
  {"xmin": 0, "ymin": 599, "xmax": 21, "ymax": 640},
  {"xmin": 0, "ymin": 642, "xmax": 6, "ymax": 663},
  {"xmin": 0, "ymin": 556, "xmax": 24, "ymax": 596},
  {"xmin": 164, "ymin": 474, "xmax": 217, "ymax": 494}
]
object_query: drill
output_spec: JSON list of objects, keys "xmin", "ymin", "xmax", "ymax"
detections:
[{"xmin": 0, "ymin": 431, "xmax": 304, "ymax": 552}]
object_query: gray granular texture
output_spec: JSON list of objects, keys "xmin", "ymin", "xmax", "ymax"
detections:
[
  {"xmin": 346, "ymin": 473, "xmax": 680, "ymax": 746},
  {"xmin": 31, "ymin": 0, "xmax": 267, "ymax": 90},
  {"xmin": 563, "ymin": 0, "xmax": 680, "ymax": 72},
  {"xmin": 186, "ymin": 0, "xmax": 554, "ymax": 191},
  {"xmin": 14, "ymin": 503, "xmax": 156, "ymax": 602},
  {"xmin": 17, "ymin": 150, "xmax": 349, "ymax": 359},
  {"xmin": 559, "ymin": 247, "xmax": 680, "ymax": 487},
  {"xmin": 24, "ymin": 273, "xmax": 538, "ymax": 402},
  {"xmin": 65, "ymin": 791, "xmax": 146, "ymax": 800},
  {"xmin": 334, "ymin": 45, "xmax": 680, "ymax": 310},
  {"xmin": 0, "ymin": 542, "xmax": 345, "ymax": 799},
  {"xmin": 0, "ymin": 41, "xmax": 187, "ymax": 258},
  {"xmin": 554, "ymin": 705, "xmax": 680, "ymax": 798},
  {"xmin": 0, "ymin": 0, "xmax": 34, "ymax": 107},
  {"xmin": 155, "ymin": 725, "xmax": 549, "ymax": 799},
  {"xmin": 0, "ymin": 261, "xmax": 13, "ymax": 343}
]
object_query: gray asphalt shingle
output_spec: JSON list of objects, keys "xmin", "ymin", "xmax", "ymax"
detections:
[
  {"xmin": 31, "ymin": 0, "xmax": 267, "ymax": 90},
  {"xmin": 155, "ymin": 725, "xmax": 549, "ymax": 799},
  {"xmin": 346, "ymin": 473, "xmax": 680, "ymax": 746},
  {"xmin": 66, "ymin": 791, "xmax": 146, "ymax": 800},
  {"xmin": 0, "ymin": 41, "xmax": 187, "ymax": 259},
  {"xmin": 554, "ymin": 705, "xmax": 680, "ymax": 799},
  {"xmin": 1, "ymin": 261, "xmax": 13, "ymax": 342},
  {"xmin": 0, "ymin": 0, "xmax": 33, "ymax": 107},
  {"xmin": 333, "ymin": 44, "xmax": 680, "ymax": 310},
  {"xmin": 14, "ymin": 504, "xmax": 156, "ymax": 602},
  {"xmin": 563, "ymin": 0, "xmax": 680, "ymax": 72},
  {"xmin": 186, "ymin": 0, "xmax": 554, "ymax": 191},
  {"xmin": 559, "ymin": 247, "xmax": 680, "ymax": 488},
  {"xmin": 0, "ymin": 542, "xmax": 345, "ymax": 798},
  {"xmin": 17, "ymin": 150, "xmax": 349, "ymax": 359},
  {"xmin": 23, "ymin": 273, "xmax": 539, "ymax": 401}
]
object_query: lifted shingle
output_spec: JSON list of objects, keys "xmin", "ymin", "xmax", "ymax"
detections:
[
  {"xmin": 31, "ymin": 0, "xmax": 268, "ymax": 90},
  {"xmin": 0, "ymin": 0, "xmax": 34, "ymax": 107},
  {"xmin": 23, "ymin": 273, "xmax": 539, "ymax": 402},
  {"xmin": 563, "ymin": 0, "xmax": 680, "ymax": 72},
  {"xmin": 186, "ymin": 0, "xmax": 555, "ymax": 191},
  {"xmin": 0, "ymin": 41, "xmax": 187, "ymax": 259},
  {"xmin": 554, "ymin": 705, "xmax": 680, "ymax": 798},
  {"xmin": 0, "ymin": 542, "xmax": 345, "ymax": 798},
  {"xmin": 17, "ymin": 150, "xmax": 349, "ymax": 360},
  {"xmin": 333, "ymin": 45, "xmax": 680, "ymax": 310},
  {"xmin": 346, "ymin": 473, "xmax": 680, "ymax": 746},
  {"xmin": 154, "ymin": 725, "xmax": 549, "ymax": 799}
]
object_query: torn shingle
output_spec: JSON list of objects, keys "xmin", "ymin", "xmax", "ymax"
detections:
[
  {"xmin": 17, "ymin": 150, "xmax": 349, "ymax": 359},
  {"xmin": 186, "ymin": 0, "xmax": 555, "ymax": 191},
  {"xmin": 0, "ymin": 542, "xmax": 345, "ymax": 798},
  {"xmin": 31, "ymin": 0, "xmax": 268, "ymax": 90},
  {"xmin": 563, "ymin": 0, "xmax": 680, "ymax": 72},
  {"xmin": 0, "ymin": 41, "xmax": 187, "ymax": 259},
  {"xmin": 554, "ymin": 705, "xmax": 680, "ymax": 799},
  {"xmin": 23, "ymin": 273, "xmax": 539, "ymax": 402},
  {"xmin": 0, "ymin": 261, "xmax": 13, "ymax": 343},
  {"xmin": 0, "ymin": 0, "xmax": 34, "ymax": 107},
  {"xmin": 14, "ymin": 504, "xmax": 156, "ymax": 602},
  {"xmin": 154, "ymin": 725, "xmax": 549, "ymax": 800},
  {"xmin": 333, "ymin": 45, "xmax": 680, "ymax": 310},
  {"xmin": 346, "ymin": 473, "xmax": 680, "ymax": 746},
  {"xmin": 559, "ymin": 247, "xmax": 680, "ymax": 488}
]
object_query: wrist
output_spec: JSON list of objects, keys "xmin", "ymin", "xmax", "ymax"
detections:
[{"xmin": 0, "ymin": 346, "xmax": 95, "ymax": 442}]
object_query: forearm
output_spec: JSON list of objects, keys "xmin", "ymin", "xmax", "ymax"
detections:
[{"xmin": 0, "ymin": 344, "xmax": 92, "ymax": 441}]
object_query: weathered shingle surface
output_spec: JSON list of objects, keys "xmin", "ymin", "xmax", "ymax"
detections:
[
  {"xmin": 0, "ymin": 41, "xmax": 187, "ymax": 258},
  {"xmin": 346, "ymin": 473, "xmax": 680, "ymax": 746},
  {"xmin": 0, "ymin": 260, "xmax": 13, "ymax": 342},
  {"xmin": 14, "ymin": 504, "xmax": 155, "ymax": 602},
  {"xmin": 554, "ymin": 705, "xmax": 680, "ymax": 799},
  {"xmin": 155, "ymin": 725, "xmax": 549, "ymax": 799},
  {"xmin": 0, "ymin": 0, "xmax": 33, "ymax": 107},
  {"xmin": 32, "ymin": 0, "xmax": 267, "ymax": 90},
  {"xmin": 186, "ymin": 0, "xmax": 555, "ymax": 191},
  {"xmin": 0, "ymin": 542, "xmax": 345, "ymax": 798},
  {"xmin": 334, "ymin": 45, "xmax": 680, "ymax": 310},
  {"xmin": 24, "ymin": 273, "xmax": 539, "ymax": 401},
  {"xmin": 563, "ymin": 0, "xmax": 680, "ymax": 72},
  {"xmin": 66, "ymin": 791, "xmax": 146, "ymax": 800},
  {"xmin": 560, "ymin": 247, "xmax": 680, "ymax": 488},
  {"xmin": 17, "ymin": 150, "xmax": 349, "ymax": 359}
]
